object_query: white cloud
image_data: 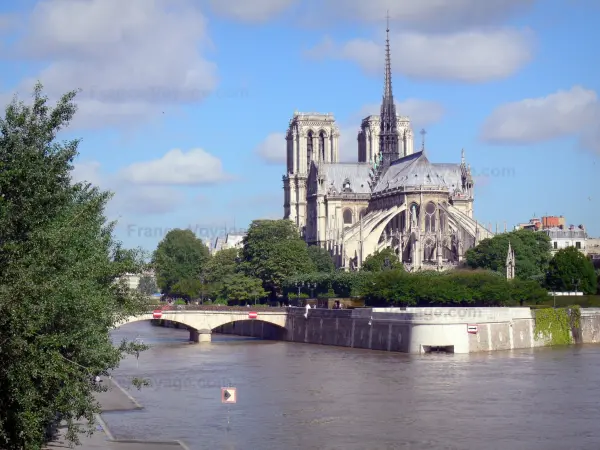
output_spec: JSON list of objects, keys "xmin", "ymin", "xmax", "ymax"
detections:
[
  {"xmin": 312, "ymin": 0, "xmax": 534, "ymax": 31},
  {"xmin": 205, "ymin": 0, "xmax": 533, "ymax": 31},
  {"xmin": 480, "ymin": 86, "xmax": 599, "ymax": 151},
  {"xmin": 205, "ymin": 0, "xmax": 296, "ymax": 22},
  {"xmin": 255, "ymin": 99, "xmax": 444, "ymax": 164},
  {"xmin": 119, "ymin": 148, "xmax": 233, "ymax": 185},
  {"xmin": 71, "ymin": 161, "xmax": 103, "ymax": 186},
  {"xmin": 2, "ymin": 0, "xmax": 218, "ymax": 128},
  {"xmin": 71, "ymin": 147, "xmax": 231, "ymax": 217},
  {"xmin": 351, "ymin": 100, "xmax": 445, "ymax": 126},
  {"xmin": 255, "ymin": 133, "xmax": 286, "ymax": 164},
  {"xmin": 71, "ymin": 161, "xmax": 185, "ymax": 217},
  {"xmin": 305, "ymin": 29, "xmax": 534, "ymax": 83}
]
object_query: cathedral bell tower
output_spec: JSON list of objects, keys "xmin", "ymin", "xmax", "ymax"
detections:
[
  {"xmin": 379, "ymin": 13, "xmax": 400, "ymax": 169},
  {"xmin": 283, "ymin": 112, "xmax": 339, "ymax": 230}
]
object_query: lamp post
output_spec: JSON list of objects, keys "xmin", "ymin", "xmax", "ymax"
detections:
[
  {"xmin": 308, "ymin": 282, "xmax": 317, "ymax": 307},
  {"xmin": 295, "ymin": 281, "xmax": 304, "ymax": 307}
]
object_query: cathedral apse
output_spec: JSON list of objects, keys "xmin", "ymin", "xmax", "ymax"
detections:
[{"xmin": 282, "ymin": 19, "xmax": 492, "ymax": 272}]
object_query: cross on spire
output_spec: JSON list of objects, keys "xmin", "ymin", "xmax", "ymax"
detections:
[{"xmin": 420, "ymin": 129, "xmax": 427, "ymax": 151}]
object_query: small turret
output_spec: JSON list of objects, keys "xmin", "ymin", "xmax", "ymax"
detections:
[
  {"xmin": 506, "ymin": 241, "xmax": 515, "ymax": 280},
  {"xmin": 460, "ymin": 149, "xmax": 474, "ymax": 198}
]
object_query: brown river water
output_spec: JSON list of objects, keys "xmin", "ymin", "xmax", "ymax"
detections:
[{"xmin": 107, "ymin": 321, "xmax": 600, "ymax": 450}]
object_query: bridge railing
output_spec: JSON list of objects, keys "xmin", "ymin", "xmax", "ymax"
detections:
[{"xmin": 145, "ymin": 304, "xmax": 289, "ymax": 313}]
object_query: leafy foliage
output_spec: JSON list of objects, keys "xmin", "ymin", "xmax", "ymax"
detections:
[
  {"xmin": 217, "ymin": 273, "xmax": 267, "ymax": 303},
  {"xmin": 137, "ymin": 274, "xmax": 158, "ymax": 296},
  {"xmin": 545, "ymin": 247, "xmax": 597, "ymax": 294},
  {"xmin": 533, "ymin": 308, "xmax": 573, "ymax": 345},
  {"xmin": 202, "ymin": 247, "xmax": 239, "ymax": 299},
  {"xmin": 360, "ymin": 269, "xmax": 548, "ymax": 306},
  {"xmin": 283, "ymin": 271, "xmax": 374, "ymax": 298},
  {"xmin": 0, "ymin": 84, "xmax": 147, "ymax": 449},
  {"xmin": 361, "ymin": 248, "xmax": 404, "ymax": 272},
  {"xmin": 171, "ymin": 278, "xmax": 202, "ymax": 301},
  {"xmin": 307, "ymin": 245, "xmax": 335, "ymax": 272},
  {"xmin": 241, "ymin": 220, "xmax": 315, "ymax": 297},
  {"xmin": 465, "ymin": 229, "xmax": 552, "ymax": 281},
  {"xmin": 152, "ymin": 229, "xmax": 210, "ymax": 298}
]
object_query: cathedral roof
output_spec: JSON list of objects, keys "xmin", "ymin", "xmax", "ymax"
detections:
[
  {"xmin": 372, "ymin": 151, "xmax": 462, "ymax": 194},
  {"xmin": 319, "ymin": 162, "xmax": 372, "ymax": 194}
]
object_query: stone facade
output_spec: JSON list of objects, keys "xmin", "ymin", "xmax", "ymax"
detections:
[
  {"xmin": 282, "ymin": 24, "xmax": 492, "ymax": 271},
  {"xmin": 544, "ymin": 227, "xmax": 587, "ymax": 253}
]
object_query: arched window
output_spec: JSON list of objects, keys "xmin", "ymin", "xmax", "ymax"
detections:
[
  {"xmin": 343, "ymin": 209, "xmax": 353, "ymax": 225},
  {"xmin": 307, "ymin": 131, "xmax": 313, "ymax": 168},
  {"xmin": 319, "ymin": 131, "xmax": 326, "ymax": 161},
  {"xmin": 425, "ymin": 202, "xmax": 436, "ymax": 232}
]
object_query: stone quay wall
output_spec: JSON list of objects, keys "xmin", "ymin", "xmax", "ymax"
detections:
[{"xmin": 211, "ymin": 307, "xmax": 600, "ymax": 354}]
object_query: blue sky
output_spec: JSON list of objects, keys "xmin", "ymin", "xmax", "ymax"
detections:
[{"xmin": 0, "ymin": 0, "xmax": 597, "ymax": 252}]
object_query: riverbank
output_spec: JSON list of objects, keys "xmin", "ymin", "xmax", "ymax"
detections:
[
  {"xmin": 212, "ymin": 306, "xmax": 600, "ymax": 354},
  {"xmin": 44, "ymin": 378, "xmax": 189, "ymax": 450}
]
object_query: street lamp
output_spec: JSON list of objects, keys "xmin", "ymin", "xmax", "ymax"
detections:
[
  {"xmin": 384, "ymin": 258, "xmax": 391, "ymax": 270},
  {"xmin": 295, "ymin": 281, "xmax": 304, "ymax": 307},
  {"xmin": 573, "ymin": 278, "xmax": 581, "ymax": 294},
  {"xmin": 307, "ymin": 282, "xmax": 317, "ymax": 307}
]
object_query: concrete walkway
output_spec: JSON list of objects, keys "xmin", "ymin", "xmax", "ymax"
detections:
[{"xmin": 44, "ymin": 378, "xmax": 188, "ymax": 450}]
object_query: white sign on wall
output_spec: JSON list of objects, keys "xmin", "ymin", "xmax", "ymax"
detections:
[{"xmin": 467, "ymin": 324, "xmax": 478, "ymax": 334}]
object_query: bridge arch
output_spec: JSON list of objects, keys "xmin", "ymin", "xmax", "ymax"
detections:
[{"xmin": 117, "ymin": 310, "xmax": 289, "ymax": 343}]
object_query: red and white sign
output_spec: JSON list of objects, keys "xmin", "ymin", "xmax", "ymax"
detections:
[
  {"xmin": 248, "ymin": 312, "xmax": 258, "ymax": 319},
  {"xmin": 467, "ymin": 324, "xmax": 478, "ymax": 334},
  {"xmin": 221, "ymin": 387, "xmax": 237, "ymax": 403},
  {"xmin": 152, "ymin": 310, "xmax": 163, "ymax": 319}
]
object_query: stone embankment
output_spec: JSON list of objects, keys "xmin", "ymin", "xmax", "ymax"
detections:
[
  {"xmin": 44, "ymin": 377, "xmax": 188, "ymax": 450},
  {"xmin": 212, "ymin": 306, "xmax": 600, "ymax": 354}
]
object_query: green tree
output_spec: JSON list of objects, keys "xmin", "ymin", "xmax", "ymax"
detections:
[
  {"xmin": 0, "ymin": 84, "xmax": 147, "ymax": 449},
  {"xmin": 362, "ymin": 248, "xmax": 404, "ymax": 272},
  {"xmin": 138, "ymin": 274, "xmax": 158, "ymax": 296},
  {"xmin": 152, "ymin": 229, "xmax": 210, "ymax": 297},
  {"xmin": 360, "ymin": 269, "xmax": 547, "ymax": 307},
  {"xmin": 219, "ymin": 273, "xmax": 267, "ymax": 304},
  {"xmin": 465, "ymin": 229, "xmax": 552, "ymax": 281},
  {"xmin": 203, "ymin": 248, "xmax": 239, "ymax": 299},
  {"xmin": 307, "ymin": 245, "xmax": 335, "ymax": 272},
  {"xmin": 546, "ymin": 247, "xmax": 597, "ymax": 294},
  {"xmin": 171, "ymin": 278, "xmax": 202, "ymax": 301},
  {"xmin": 241, "ymin": 220, "xmax": 315, "ymax": 297}
]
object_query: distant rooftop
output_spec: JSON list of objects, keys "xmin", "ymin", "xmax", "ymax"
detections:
[{"xmin": 543, "ymin": 227, "xmax": 587, "ymax": 239}]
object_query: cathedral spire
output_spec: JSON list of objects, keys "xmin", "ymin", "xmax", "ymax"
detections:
[
  {"xmin": 383, "ymin": 11, "xmax": 393, "ymax": 103},
  {"xmin": 379, "ymin": 10, "xmax": 399, "ymax": 169}
]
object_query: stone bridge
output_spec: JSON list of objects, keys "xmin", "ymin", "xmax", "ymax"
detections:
[{"xmin": 117, "ymin": 309, "xmax": 289, "ymax": 342}]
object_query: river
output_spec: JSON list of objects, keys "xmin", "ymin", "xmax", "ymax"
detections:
[{"xmin": 107, "ymin": 321, "xmax": 600, "ymax": 450}]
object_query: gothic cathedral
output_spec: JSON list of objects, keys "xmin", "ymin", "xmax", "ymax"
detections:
[{"xmin": 282, "ymin": 21, "xmax": 493, "ymax": 271}]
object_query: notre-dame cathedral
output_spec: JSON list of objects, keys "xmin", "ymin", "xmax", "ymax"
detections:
[{"xmin": 282, "ymin": 22, "xmax": 493, "ymax": 271}]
